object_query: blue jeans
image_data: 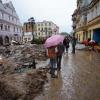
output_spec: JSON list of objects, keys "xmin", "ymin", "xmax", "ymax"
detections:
[{"xmin": 50, "ymin": 58, "xmax": 56, "ymax": 77}]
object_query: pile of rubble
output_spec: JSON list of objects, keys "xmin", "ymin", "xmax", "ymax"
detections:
[
  {"xmin": 0, "ymin": 44, "xmax": 49, "ymax": 100},
  {"xmin": 0, "ymin": 68, "xmax": 48, "ymax": 100},
  {"xmin": 0, "ymin": 44, "xmax": 47, "ymax": 71},
  {"xmin": 9, "ymin": 44, "xmax": 47, "ymax": 62}
]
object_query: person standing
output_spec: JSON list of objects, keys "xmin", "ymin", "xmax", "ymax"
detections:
[
  {"xmin": 63, "ymin": 37, "xmax": 70, "ymax": 53},
  {"xmin": 46, "ymin": 46, "xmax": 57, "ymax": 78},
  {"xmin": 71, "ymin": 36, "xmax": 77, "ymax": 54},
  {"xmin": 56, "ymin": 42, "xmax": 64, "ymax": 71}
]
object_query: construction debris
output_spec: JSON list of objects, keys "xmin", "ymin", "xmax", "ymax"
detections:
[
  {"xmin": 0, "ymin": 44, "xmax": 49, "ymax": 100},
  {"xmin": 0, "ymin": 68, "xmax": 48, "ymax": 100}
]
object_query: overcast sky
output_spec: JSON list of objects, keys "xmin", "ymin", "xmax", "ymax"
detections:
[{"xmin": 4, "ymin": 0, "xmax": 77, "ymax": 33}]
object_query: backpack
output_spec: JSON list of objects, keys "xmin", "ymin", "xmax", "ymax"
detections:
[{"xmin": 47, "ymin": 46, "xmax": 57, "ymax": 58}]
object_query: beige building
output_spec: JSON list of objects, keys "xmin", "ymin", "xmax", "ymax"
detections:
[
  {"xmin": 72, "ymin": 0, "xmax": 100, "ymax": 43},
  {"xmin": 23, "ymin": 20, "xmax": 59, "ymax": 43},
  {"xmin": 23, "ymin": 21, "xmax": 35, "ymax": 43},
  {"xmin": 0, "ymin": 0, "xmax": 22, "ymax": 45},
  {"xmin": 35, "ymin": 21, "xmax": 59, "ymax": 39}
]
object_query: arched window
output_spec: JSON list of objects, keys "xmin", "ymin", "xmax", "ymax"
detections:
[{"xmin": 5, "ymin": 36, "xmax": 9, "ymax": 45}]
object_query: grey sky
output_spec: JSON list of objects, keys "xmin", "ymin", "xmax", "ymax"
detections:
[{"xmin": 8, "ymin": 0, "xmax": 77, "ymax": 33}]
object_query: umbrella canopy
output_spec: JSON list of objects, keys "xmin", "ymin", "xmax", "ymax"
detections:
[{"xmin": 44, "ymin": 34, "xmax": 64, "ymax": 48}]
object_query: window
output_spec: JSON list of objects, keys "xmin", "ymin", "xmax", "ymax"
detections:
[
  {"xmin": 38, "ymin": 24, "xmax": 40, "ymax": 26},
  {"xmin": 49, "ymin": 23, "xmax": 51, "ymax": 26},
  {"xmin": 14, "ymin": 26, "xmax": 15, "ymax": 32},
  {"xmin": 12, "ymin": 17, "xmax": 14, "ymax": 21},
  {"xmin": 38, "ymin": 28, "xmax": 40, "ymax": 31},
  {"xmin": 20, "ymin": 37, "xmax": 22, "ymax": 41},
  {"xmin": 12, "ymin": 10, "xmax": 13, "ymax": 14},
  {"xmin": 45, "ymin": 23, "xmax": 47, "ymax": 26},
  {"xmin": 24, "ymin": 38, "xmax": 27, "ymax": 41},
  {"xmin": 41, "ymin": 23, "xmax": 43, "ymax": 26},
  {"xmin": 10, "ymin": 37, "xmax": 12, "ymax": 40},
  {"xmin": 16, "ymin": 19, "xmax": 17, "ymax": 23},
  {"xmin": 41, "ymin": 28, "xmax": 43, "ymax": 32},
  {"xmin": 9, "ymin": 15, "xmax": 10, "ymax": 20},
  {"xmin": 2, "ymin": 13, "xmax": 4, "ymax": 19},
  {"xmin": 28, "ymin": 38, "xmax": 31, "ymax": 40},
  {"xmin": 95, "ymin": 5, "xmax": 98, "ymax": 16},
  {"xmin": 17, "ymin": 28, "xmax": 18, "ymax": 32},
  {"xmin": 49, "ymin": 28, "xmax": 51, "ymax": 30},
  {"xmin": 8, "ymin": 25, "xmax": 10, "ymax": 31},
  {"xmin": 20, "ymin": 28, "xmax": 22, "ymax": 33},
  {"xmin": 5, "ymin": 25, "xmax": 7, "ymax": 30},
  {"xmin": 0, "ymin": 24, "xmax": 3, "ymax": 30},
  {"xmin": 26, "ymin": 24, "xmax": 28, "ymax": 31}
]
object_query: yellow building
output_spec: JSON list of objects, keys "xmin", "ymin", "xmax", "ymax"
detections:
[{"xmin": 72, "ymin": 0, "xmax": 100, "ymax": 43}]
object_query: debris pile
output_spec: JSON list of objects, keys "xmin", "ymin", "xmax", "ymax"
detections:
[
  {"xmin": 0, "ymin": 68, "xmax": 48, "ymax": 100},
  {"xmin": 0, "ymin": 58, "xmax": 16, "ymax": 74},
  {"xmin": 0, "ymin": 44, "xmax": 49, "ymax": 100},
  {"xmin": 0, "ymin": 44, "xmax": 47, "ymax": 73}
]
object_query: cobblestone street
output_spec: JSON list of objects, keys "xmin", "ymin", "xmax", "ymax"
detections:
[{"xmin": 35, "ymin": 50, "xmax": 100, "ymax": 100}]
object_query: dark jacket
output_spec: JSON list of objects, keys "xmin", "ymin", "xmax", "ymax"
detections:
[
  {"xmin": 71, "ymin": 37, "xmax": 77, "ymax": 46},
  {"xmin": 57, "ymin": 43, "xmax": 64, "ymax": 56},
  {"xmin": 63, "ymin": 38, "xmax": 70, "ymax": 47}
]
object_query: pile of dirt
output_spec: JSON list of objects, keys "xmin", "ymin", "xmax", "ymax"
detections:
[
  {"xmin": 10, "ymin": 44, "xmax": 47, "ymax": 61},
  {"xmin": 0, "ymin": 44, "xmax": 49, "ymax": 100},
  {"xmin": 0, "ymin": 68, "xmax": 48, "ymax": 100},
  {"xmin": 0, "ymin": 58, "xmax": 16, "ymax": 74},
  {"xmin": 0, "ymin": 44, "xmax": 48, "ymax": 74}
]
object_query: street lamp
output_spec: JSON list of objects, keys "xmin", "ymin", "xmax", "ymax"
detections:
[{"xmin": 28, "ymin": 17, "xmax": 35, "ymax": 43}]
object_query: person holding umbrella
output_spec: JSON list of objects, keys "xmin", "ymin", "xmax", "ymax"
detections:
[
  {"xmin": 46, "ymin": 46, "xmax": 57, "ymax": 78},
  {"xmin": 44, "ymin": 35, "xmax": 64, "ymax": 78}
]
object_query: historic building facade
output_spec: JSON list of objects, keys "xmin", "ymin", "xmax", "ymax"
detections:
[
  {"xmin": 0, "ymin": 0, "xmax": 22, "ymax": 45},
  {"xmin": 35, "ymin": 21, "xmax": 59, "ymax": 38},
  {"xmin": 23, "ymin": 22, "xmax": 34, "ymax": 43},
  {"xmin": 23, "ymin": 20, "xmax": 59, "ymax": 43},
  {"xmin": 72, "ymin": 0, "xmax": 100, "ymax": 43}
]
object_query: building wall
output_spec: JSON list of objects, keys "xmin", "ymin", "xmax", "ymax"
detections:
[
  {"xmin": 0, "ymin": 1, "xmax": 22, "ymax": 45},
  {"xmin": 72, "ymin": 0, "xmax": 100, "ymax": 42},
  {"xmin": 87, "ymin": 1, "xmax": 100, "ymax": 22},
  {"xmin": 23, "ymin": 34, "xmax": 33, "ymax": 43},
  {"xmin": 35, "ymin": 21, "xmax": 59, "ymax": 39},
  {"xmin": 23, "ymin": 21, "xmax": 59, "ymax": 42},
  {"xmin": 76, "ymin": 31, "xmax": 84, "ymax": 42}
]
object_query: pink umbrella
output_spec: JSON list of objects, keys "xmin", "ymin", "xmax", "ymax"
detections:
[{"xmin": 44, "ymin": 34, "xmax": 64, "ymax": 48}]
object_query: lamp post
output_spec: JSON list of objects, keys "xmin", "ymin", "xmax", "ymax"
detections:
[{"xmin": 28, "ymin": 17, "xmax": 35, "ymax": 43}]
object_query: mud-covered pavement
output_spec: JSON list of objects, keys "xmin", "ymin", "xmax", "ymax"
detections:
[{"xmin": 34, "ymin": 50, "xmax": 100, "ymax": 100}]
